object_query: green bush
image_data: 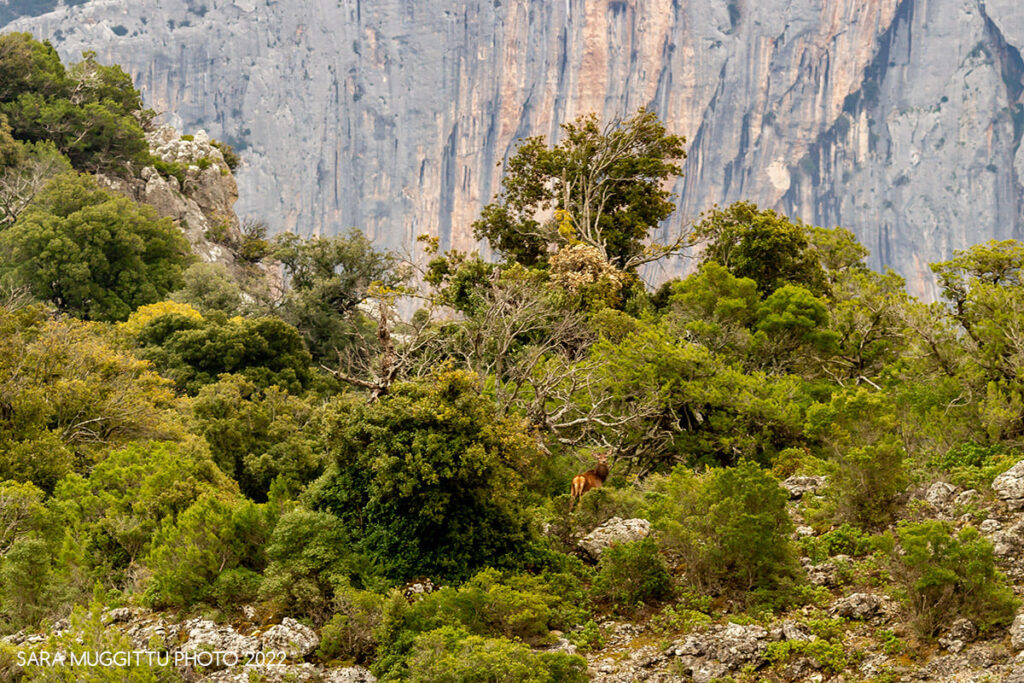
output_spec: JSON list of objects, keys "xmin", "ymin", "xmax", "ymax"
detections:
[
  {"xmin": 316, "ymin": 586, "xmax": 384, "ymax": 664},
  {"xmin": 258, "ymin": 507, "xmax": 371, "ymax": 623},
  {"xmin": 305, "ymin": 369, "xmax": 536, "ymax": 582},
  {"xmin": 893, "ymin": 521, "xmax": 1018, "ymax": 637},
  {"xmin": 132, "ymin": 309, "xmax": 313, "ymax": 395},
  {"xmin": 646, "ymin": 461, "xmax": 799, "ymax": 602},
  {"xmin": 928, "ymin": 442, "xmax": 1016, "ymax": 490},
  {"xmin": 209, "ymin": 567, "xmax": 262, "ymax": 608},
  {"xmin": 798, "ymin": 524, "xmax": 893, "ymax": 564},
  {"xmin": 0, "ymin": 172, "xmax": 192, "ymax": 321},
  {"xmin": 592, "ymin": 537, "xmax": 672, "ymax": 609},
  {"xmin": 143, "ymin": 493, "xmax": 272, "ymax": 609},
  {"xmin": 806, "ymin": 388, "xmax": 908, "ymax": 527},
  {"xmin": 397, "ymin": 626, "xmax": 587, "ymax": 683},
  {"xmin": 190, "ymin": 374, "xmax": 320, "ymax": 501}
]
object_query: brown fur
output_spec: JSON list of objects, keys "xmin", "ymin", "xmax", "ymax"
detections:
[{"xmin": 569, "ymin": 452, "xmax": 610, "ymax": 512}]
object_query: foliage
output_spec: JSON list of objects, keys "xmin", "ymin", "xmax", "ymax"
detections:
[
  {"xmin": 130, "ymin": 308, "xmax": 312, "ymax": 395},
  {"xmin": 0, "ymin": 35, "xmax": 151, "ymax": 174},
  {"xmin": 473, "ymin": 108, "xmax": 686, "ymax": 270},
  {"xmin": 270, "ymin": 228, "xmax": 401, "ymax": 362},
  {"xmin": 806, "ymin": 388, "xmax": 908, "ymax": 527},
  {"xmin": 170, "ymin": 262, "xmax": 246, "ymax": 315},
  {"xmin": 142, "ymin": 492, "xmax": 272, "ymax": 609},
  {"xmin": 646, "ymin": 461, "xmax": 799, "ymax": 602},
  {"xmin": 581, "ymin": 320, "xmax": 805, "ymax": 469},
  {"xmin": 0, "ymin": 172, "xmax": 191, "ymax": 321},
  {"xmin": 51, "ymin": 439, "xmax": 235, "ymax": 587},
  {"xmin": 190, "ymin": 374, "xmax": 320, "ymax": 501},
  {"xmin": 695, "ymin": 201, "xmax": 827, "ymax": 295},
  {"xmin": 893, "ymin": 521, "xmax": 1018, "ymax": 637},
  {"xmin": 316, "ymin": 586, "xmax": 385, "ymax": 663},
  {"xmin": 592, "ymin": 537, "xmax": 673, "ymax": 609},
  {"xmin": 0, "ymin": 305, "xmax": 182, "ymax": 490},
  {"xmin": 398, "ymin": 626, "xmax": 587, "ymax": 683},
  {"xmin": 305, "ymin": 369, "xmax": 536, "ymax": 582},
  {"xmin": 927, "ymin": 441, "xmax": 1016, "ymax": 490},
  {"xmin": 663, "ymin": 261, "xmax": 759, "ymax": 357},
  {"xmin": 258, "ymin": 507, "xmax": 370, "ymax": 624}
]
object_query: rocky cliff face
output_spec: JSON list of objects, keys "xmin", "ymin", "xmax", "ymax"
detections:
[{"xmin": 5, "ymin": 0, "xmax": 1023, "ymax": 298}]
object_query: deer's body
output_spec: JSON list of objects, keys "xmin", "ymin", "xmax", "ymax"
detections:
[{"xmin": 569, "ymin": 453, "xmax": 610, "ymax": 512}]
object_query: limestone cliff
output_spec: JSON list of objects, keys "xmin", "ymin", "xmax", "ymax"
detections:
[{"xmin": 6, "ymin": 0, "xmax": 1023, "ymax": 298}]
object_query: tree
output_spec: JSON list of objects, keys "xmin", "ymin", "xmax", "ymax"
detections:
[
  {"xmin": 129, "ymin": 307, "xmax": 313, "ymax": 395},
  {"xmin": 0, "ymin": 305, "xmax": 183, "ymax": 490},
  {"xmin": 190, "ymin": 374, "xmax": 321, "ymax": 501},
  {"xmin": 695, "ymin": 201, "xmax": 827, "ymax": 296},
  {"xmin": 270, "ymin": 229, "xmax": 403, "ymax": 362},
  {"xmin": 473, "ymin": 108, "xmax": 687, "ymax": 270},
  {"xmin": 0, "ymin": 35, "xmax": 151, "ymax": 174},
  {"xmin": 645, "ymin": 461, "xmax": 799, "ymax": 602},
  {"xmin": 305, "ymin": 369, "xmax": 537, "ymax": 582},
  {"xmin": 0, "ymin": 172, "xmax": 192, "ymax": 321}
]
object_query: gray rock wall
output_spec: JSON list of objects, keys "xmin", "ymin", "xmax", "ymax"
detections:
[{"xmin": 4, "ymin": 0, "xmax": 1023, "ymax": 298}]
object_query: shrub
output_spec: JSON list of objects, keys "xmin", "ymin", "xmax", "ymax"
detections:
[
  {"xmin": 592, "ymin": 537, "xmax": 672, "ymax": 609},
  {"xmin": 132, "ymin": 310, "xmax": 313, "ymax": 395},
  {"xmin": 806, "ymin": 388, "xmax": 908, "ymax": 527},
  {"xmin": 646, "ymin": 461, "xmax": 799, "ymax": 602},
  {"xmin": 190, "ymin": 374, "xmax": 320, "ymax": 502},
  {"xmin": 893, "ymin": 521, "xmax": 1018, "ymax": 637},
  {"xmin": 316, "ymin": 586, "xmax": 385, "ymax": 664},
  {"xmin": 305, "ymin": 369, "xmax": 536, "ymax": 582},
  {"xmin": 209, "ymin": 567, "xmax": 262, "ymax": 608},
  {"xmin": 398, "ymin": 626, "xmax": 587, "ymax": 683},
  {"xmin": 258, "ymin": 508, "xmax": 370, "ymax": 624},
  {"xmin": 143, "ymin": 493, "xmax": 272, "ymax": 609},
  {"xmin": 928, "ymin": 442, "xmax": 1016, "ymax": 490}
]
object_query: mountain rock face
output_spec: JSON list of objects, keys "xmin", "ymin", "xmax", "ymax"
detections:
[{"xmin": 4, "ymin": 0, "xmax": 1024, "ymax": 298}]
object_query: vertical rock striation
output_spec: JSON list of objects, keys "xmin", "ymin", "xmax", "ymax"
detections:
[{"xmin": 4, "ymin": 0, "xmax": 1023, "ymax": 296}]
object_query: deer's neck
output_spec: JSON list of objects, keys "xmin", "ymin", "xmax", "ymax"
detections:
[{"xmin": 594, "ymin": 463, "xmax": 609, "ymax": 481}]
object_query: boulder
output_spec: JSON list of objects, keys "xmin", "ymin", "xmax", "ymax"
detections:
[
  {"xmin": 925, "ymin": 481, "xmax": 957, "ymax": 509},
  {"xmin": 938, "ymin": 618, "xmax": 977, "ymax": 653},
  {"xmin": 259, "ymin": 617, "xmax": 319, "ymax": 659},
  {"xmin": 830, "ymin": 592, "xmax": 884, "ymax": 620},
  {"xmin": 781, "ymin": 476, "xmax": 826, "ymax": 499},
  {"xmin": 181, "ymin": 618, "xmax": 259, "ymax": 666},
  {"xmin": 668, "ymin": 622, "xmax": 770, "ymax": 683},
  {"xmin": 994, "ymin": 461, "xmax": 1024, "ymax": 509},
  {"xmin": 578, "ymin": 517, "xmax": 651, "ymax": 560},
  {"xmin": 1010, "ymin": 613, "xmax": 1024, "ymax": 651}
]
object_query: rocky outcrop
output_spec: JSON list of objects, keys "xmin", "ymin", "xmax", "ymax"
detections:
[
  {"xmin": 995, "ymin": 460, "xmax": 1024, "ymax": 510},
  {"xmin": 667, "ymin": 622, "xmax": 771, "ymax": 683},
  {"xmin": 830, "ymin": 592, "xmax": 886, "ymax": 620},
  {"xmin": 578, "ymin": 517, "xmax": 651, "ymax": 560},
  {"xmin": 258, "ymin": 618, "xmax": 319, "ymax": 660},
  {"xmin": 6, "ymin": 0, "xmax": 1024, "ymax": 299},
  {"xmin": 782, "ymin": 475, "xmax": 826, "ymax": 499}
]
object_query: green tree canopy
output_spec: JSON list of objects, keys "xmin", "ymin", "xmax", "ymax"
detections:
[
  {"xmin": 473, "ymin": 108, "xmax": 686, "ymax": 270},
  {"xmin": 305, "ymin": 369, "xmax": 537, "ymax": 582},
  {"xmin": 130, "ymin": 307, "xmax": 313, "ymax": 395},
  {"xmin": 695, "ymin": 201, "xmax": 827, "ymax": 296},
  {"xmin": 0, "ymin": 172, "xmax": 191, "ymax": 321},
  {"xmin": 0, "ymin": 34, "xmax": 151, "ymax": 174}
]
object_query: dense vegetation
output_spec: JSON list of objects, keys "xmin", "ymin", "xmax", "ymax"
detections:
[{"xmin": 1, "ymin": 33, "xmax": 1024, "ymax": 681}]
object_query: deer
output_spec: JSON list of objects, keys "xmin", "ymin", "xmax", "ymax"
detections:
[{"xmin": 569, "ymin": 452, "xmax": 610, "ymax": 512}]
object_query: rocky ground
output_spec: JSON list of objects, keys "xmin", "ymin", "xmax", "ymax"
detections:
[{"xmin": 10, "ymin": 466, "xmax": 1024, "ymax": 681}]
